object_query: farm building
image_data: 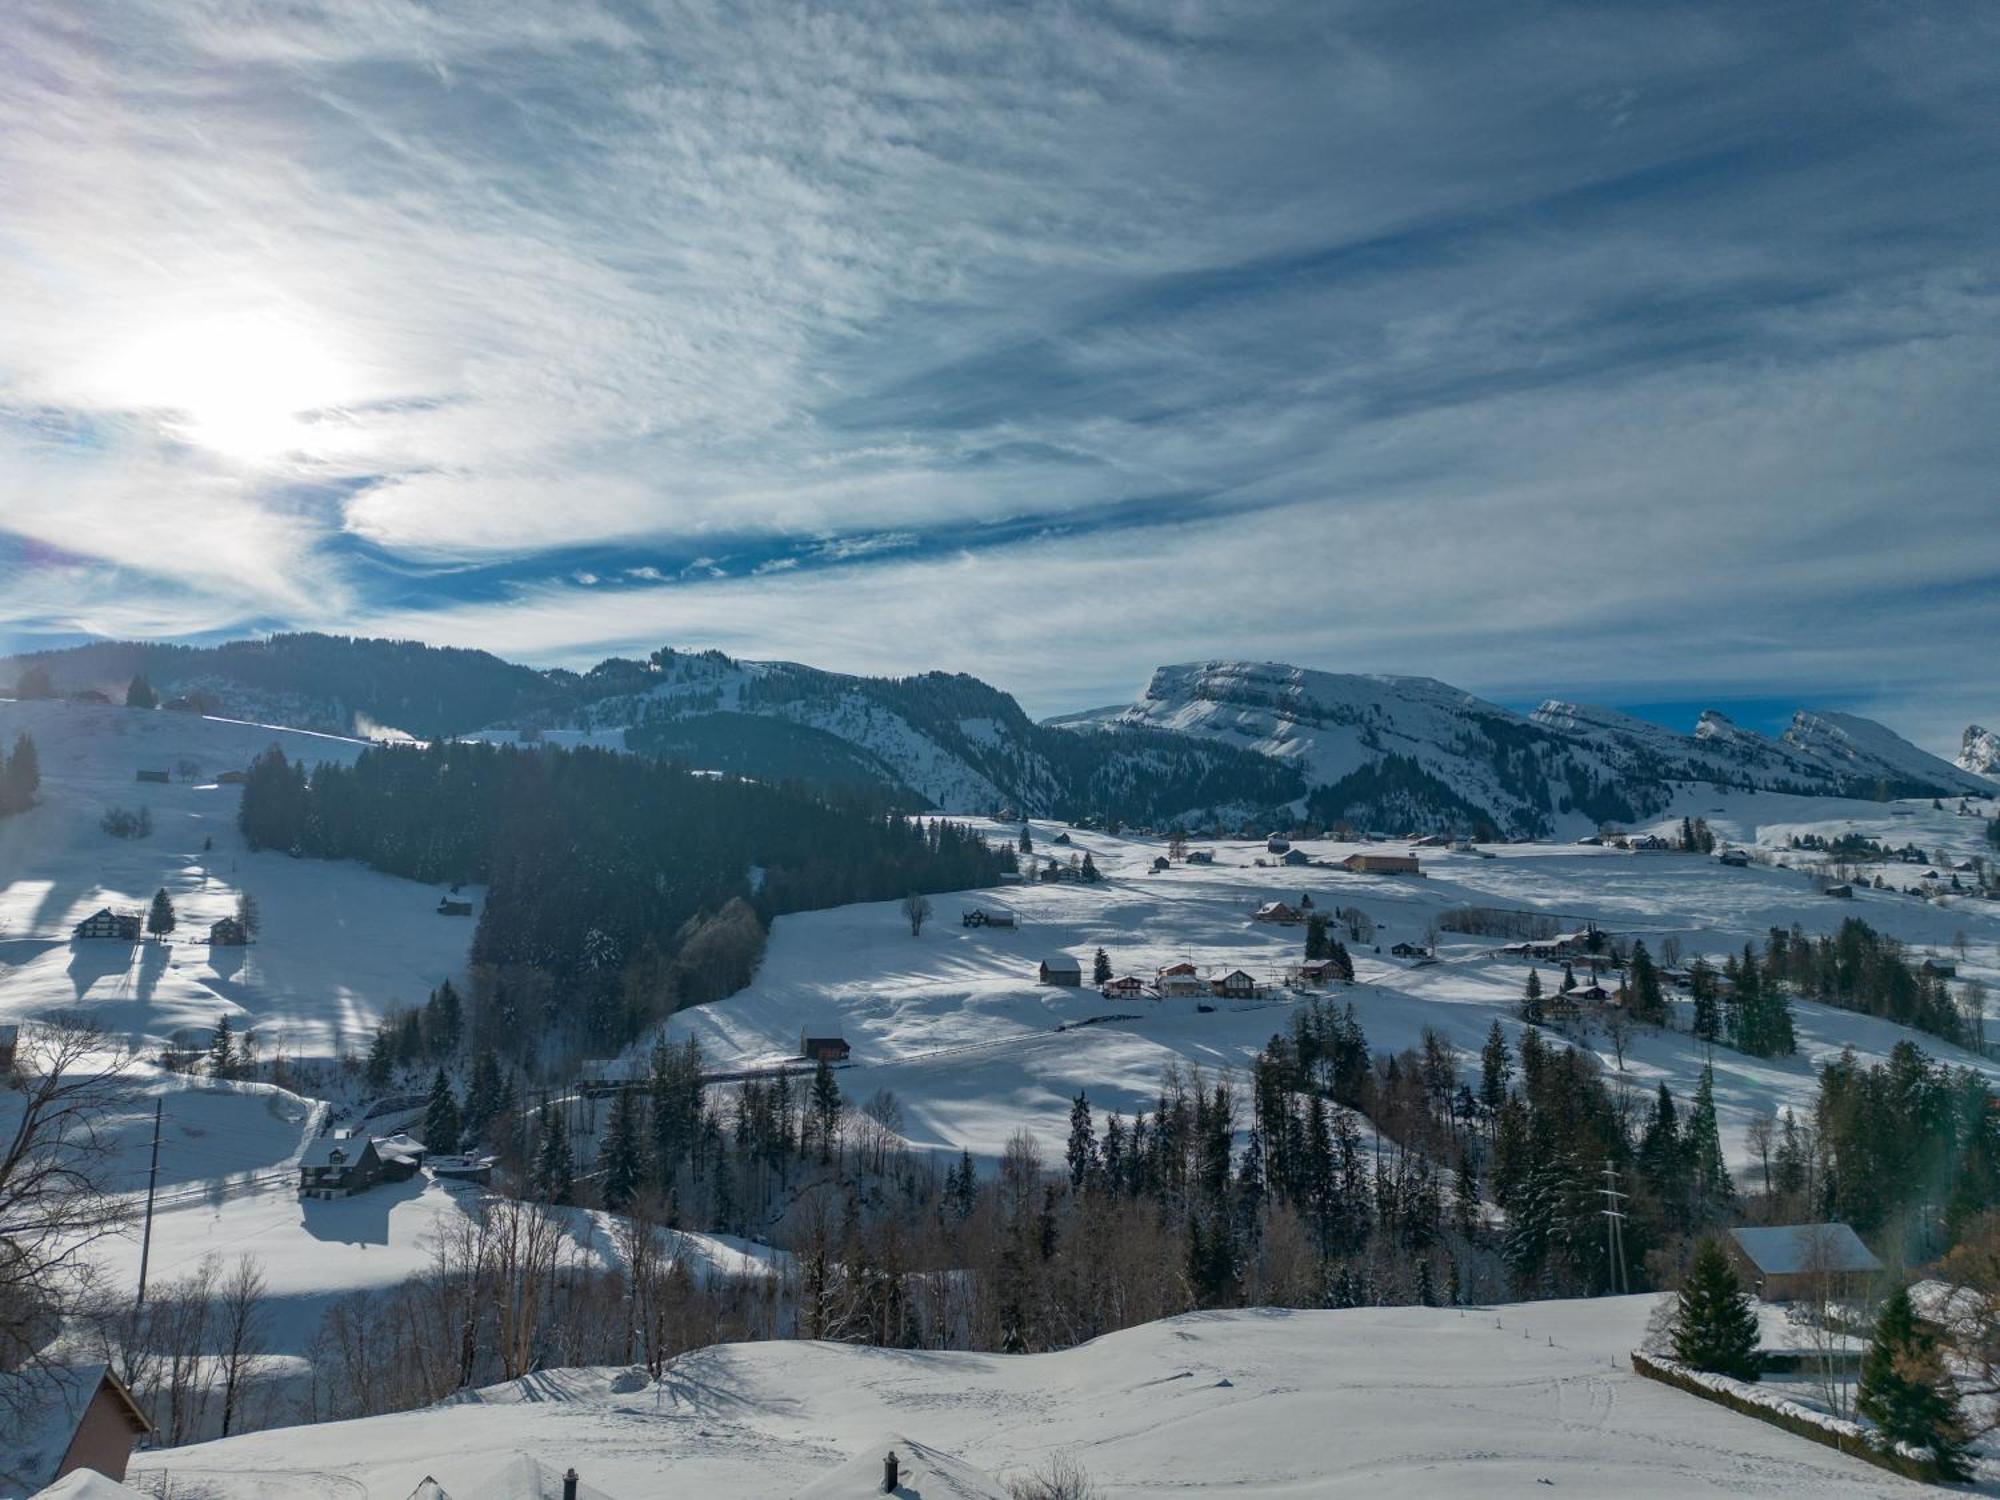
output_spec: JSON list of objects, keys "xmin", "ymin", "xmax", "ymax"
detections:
[
  {"xmin": 1100, "ymin": 975, "xmax": 1149, "ymax": 1001},
  {"xmin": 800, "ymin": 1033, "xmax": 852, "ymax": 1063},
  {"xmin": 961, "ymin": 907, "xmax": 1016, "ymax": 928},
  {"xmin": 1824, "ymin": 883, "xmax": 1855, "ymax": 899},
  {"xmin": 1727, "ymin": 1223, "xmax": 1883, "ymax": 1302},
  {"xmin": 437, "ymin": 896, "xmax": 474, "ymax": 917},
  {"xmin": 1151, "ymin": 856, "xmax": 1170, "ymax": 872},
  {"xmin": 1718, "ymin": 848, "xmax": 1752, "ymax": 867},
  {"xmin": 1281, "ymin": 848, "xmax": 1312, "ymax": 867},
  {"xmin": 0, "ymin": 1363, "xmax": 152, "ymax": 1493},
  {"xmin": 1254, "ymin": 901, "xmax": 1303, "ymax": 925},
  {"xmin": 1627, "ymin": 834, "xmax": 1672, "ymax": 851},
  {"xmin": 1288, "ymin": 960, "xmax": 1340, "ymax": 987},
  {"xmin": 299, "ymin": 1130, "xmax": 384, "ymax": 1200},
  {"xmin": 1341, "ymin": 853, "xmax": 1420, "ymax": 875},
  {"xmin": 1265, "ymin": 834, "xmax": 1291, "ymax": 854},
  {"xmin": 373, "ymin": 1133, "xmax": 428, "ymax": 1181},
  {"xmin": 135, "ymin": 769, "xmax": 169, "ymax": 784},
  {"xmin": 1186, "ymin": 849, "xmax": 1214, "ymax": 865},
  {"xmin": 208, "ymin": 916, "xmax": 247, "ymax": 946},
  {"xmin": 1389, "ymin": 943, "xmax": 1430, "ymax": 959},
  {"xmin": 1039, "ymin": 955, "xmax": 1082, "ymax": 986},
  {"xmin": 72, "ymin": 908, "xmax": 141, "ymax": 942}
]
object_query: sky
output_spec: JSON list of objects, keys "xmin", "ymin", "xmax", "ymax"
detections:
[{"xmin": 1, "ymin": 1, "xmax": 1996, "ymax": 750}]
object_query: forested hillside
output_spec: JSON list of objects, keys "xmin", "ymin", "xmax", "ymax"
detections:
[{"xmin": 239, "ymin": 739, "xmax": 1012, "ymax": 1057}]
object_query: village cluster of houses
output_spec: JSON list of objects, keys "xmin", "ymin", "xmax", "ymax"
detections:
[
  {"xmin": 1038, "ymin": 954, "xmax": 1347, "ymax": 1002},
  {"xmin": 71, "ymin": 905, "xmax": 246, "ymax": 945}
]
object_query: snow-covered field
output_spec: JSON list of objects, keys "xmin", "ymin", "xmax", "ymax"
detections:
[
  {"xmin": 6, "ymin": 703, "xmax": 2000, "ymax": 1492},
  {"xmin": 125, "ymin": 1296, "xmax": 1927, "ymax": 1498},
  {"xmin": 664, "ymin": 797, "xmax": 2000, "ymax": 1173},
  {"xmin": 0, "ymin": 700, "xmax": 474, "ymax": 1059}
]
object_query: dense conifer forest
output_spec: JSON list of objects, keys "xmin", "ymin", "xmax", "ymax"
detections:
[{"xmin": 239, "ymin": 739, "xmax": 1012, "ymax": 1056}]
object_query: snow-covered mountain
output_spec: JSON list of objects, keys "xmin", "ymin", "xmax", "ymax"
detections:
[
  {"xmin": 1065, "ymin": 660, "xmax": 1989, "ymax": 837},
  {"xmin": 1960, "ymin": 723, "xmax": 2000, "ymax": 779}
]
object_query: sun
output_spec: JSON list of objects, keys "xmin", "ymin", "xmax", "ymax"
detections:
[{"xmin": 117, "ymin": 312, "xmax": 353, "ymax": 460}]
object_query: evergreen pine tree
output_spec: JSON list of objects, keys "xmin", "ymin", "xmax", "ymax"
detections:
[
  {"xmin": 1092, "ymin": 948, "xmax": 1112, "ymax": 986},
  {"xmin": 1066, "ymin": 1090, "xmax": 1098, "ymax": 1187},
  {"xmin": 461, "ymin": 1049, "xmax": 501, "ymax": 1139},
  {"xmin": 1629, "ymin": 941, "xmax": 1665, "ymax": 1025},
  {"xmin": 126, "ymin": 673, "xmax": 157, "ymax": 710},
  {"xmin": 1671, "ymin": 1237, "xmax": 1762, "ymax": 1379},
  {"xmin": 147, "ymin": 886, "xmax": 177, "ymax": 939},
  {"xmin": 209, "ymin": 1015, "xmax": 236, "ymax": 1077},
  {"xmin": 424, "ymin": 1067, "xmax": 462, "ymax": 1155},
  {"xmin": 810, "ymin": 1059, "xmax": 841, "ymax": 1164},
  {"xmin": 1858, "ymin": 1286, "xmax": 1971, "ymax": 1479},
  {"xmin": 364, "ymin": 1026, "xmax": 394, "ymax": 1090},
  {"xmin": 598, "ymin": 1086, "xmax": 645, "ymax": 1212},
  {"xmin": 533, "ymin": 1101, "xmax": 574, "ymax": 1204},
  {"xmin": 1415, "ymin": 1258, "xmax": 1438, "ymax": 1307},
  {"xmin": 1018, "ymin": 824, "xmax": 1033, "ymax": 854},
  {"xmin": 1520, "ymin": 968, "xmax": 1544, "ymax": 1025},
  {"xmin": 1478, "ymin": 1021, "xmax": 1512, "ymax": 1117},
  {"xmin": 1690, "ymin": 958, "xmax": 1721, "ymax": 1043},
  {"xmin": 1687, "ymin": 1065, "xmax": 1733, "ymax": 1219}
]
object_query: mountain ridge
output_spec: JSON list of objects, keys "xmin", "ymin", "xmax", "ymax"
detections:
[{"xmin": 4, "ymin": 636, "xmax": 1989, "ymax": 831}]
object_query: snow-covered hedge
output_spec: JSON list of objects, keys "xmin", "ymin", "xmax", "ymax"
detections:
[{"xmin": 1629, "ymin": 1350, "xmax": 1941, "ymax": 1484}]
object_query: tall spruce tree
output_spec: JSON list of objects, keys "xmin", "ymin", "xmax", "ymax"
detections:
[
  {"xmin": 147, "ymin": 887, "xmax": 177, "ymax": 939},
  {"xmin": 1520, "ymin": 968, "xmax": 1544, "ymax": 1025},
  {"xmin": 1858, "ymin": 1286, "xmax": 1971, "ymax": 1478},
  {"xmin": 1687, "ymin": 1065, "xmax": 1733, "ymax": 1220},
  {"xmin": 1671, "ymin": 1237, "xmax": 1762, "ymax": 1379},
  {"xmin": 424, "ymin": 1068, "xmax": 462, "ymax": 1155},
  {"xmin": 598, "ymin": 1086, "xmax": 645, "ymax": 1212},
  {"xmin": 533, "ymin": 1100, "xmax": 574, "ymax": 1204},
  {"xmin": 1066, "ymin": 1091, "xmax": 1098, "ymax": 1187},
  {"xmin": 810, "ymin": 1059, "xmax": 842, "ymax": 1164},
  {"xmin": 1478, "ymin": 1021, "xmax": 1512, "ymax": 1117},
  {"xmin": 1092, "ymin": 948, "xmax": 1112, "ymax": 986}
]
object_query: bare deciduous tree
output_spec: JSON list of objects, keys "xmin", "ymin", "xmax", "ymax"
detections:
[
  {"xmin": 902, "ymin": 891, "xmax": 933, "ymax": 937},
  {"xmin": 0, "ymin": 1021, "xmax": 132, "ymax": 1383},
  {"xmin": 216, "ymin": 1255, "xmax": 268, "ymax": 1438}
]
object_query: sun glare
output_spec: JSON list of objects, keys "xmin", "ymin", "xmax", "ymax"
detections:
[{"xmin": 116, "ymin": 313, "xmax": 352, "ymax": 460}]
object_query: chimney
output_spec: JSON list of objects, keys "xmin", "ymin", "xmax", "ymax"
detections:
[
  {"xmin": 562, "ymin": 1468, "xmax": 579, "ymax": 1500},
  {"xmin": 883, "ymin": 1449, "xmax": 899, "ymax": 1493}
]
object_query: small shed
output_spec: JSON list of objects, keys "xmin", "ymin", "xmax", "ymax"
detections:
[
  {"xmin": 800, "ymin": 1033, "xmax": 852, "ymax": 1064},
  {"xmin": 1281, "ymin": 848, "xmax": 1311, "ymax": 867},
  {"xmin": 208, "ymin": 916, "xmax": 247, "ymax": 947},
  {"xmin": 373, "ymin": 1133, "xmax": 428, "ymax": 1181},
  {"xmin": 1727, "ymin": 1223, "xmax": 1883, "ymax": 1302},
  {"xmin": 1039, "ymin": 955, "xmax": 1082, "ymax": 987},
  {"xmin": 1718, "ymin": 849, "xmax": 1752, "ymax": 867},
  {"xmin": 1265, "ymin": 834, "xmax": 1292, "ymax": 854},
  {"xmin": 437, "ymin": 897, "xmax": 474, "ymax": 917},
  {"xmin": 0, "ymin": 1363, "xmax": 152, "ymax": 1492},
  {"xmin": 299, "ymin": 1130, "xmax": 384, "ymax": 1200},
  {"xmin": 1151, "ymin": 855, "xmax": 1171, "ymax": 872},
  {"xmin": 1824, "ymin": 883, "xmax": 1855, "ymax": 899}
]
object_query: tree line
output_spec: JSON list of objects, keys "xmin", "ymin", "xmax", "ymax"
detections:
[{"xmin": 239, "ymin": 739, "xmax": 1012, "ymax": 1060}]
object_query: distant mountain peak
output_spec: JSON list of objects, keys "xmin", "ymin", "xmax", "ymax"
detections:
[{"xmin": 1961, "ymin": 723, "xmax": 2000, "ymax": 779}]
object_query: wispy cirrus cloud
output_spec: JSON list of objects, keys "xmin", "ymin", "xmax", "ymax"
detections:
[{"xmin": 0, "ymin": 1, "xmax": 1996, "ymax": 746}]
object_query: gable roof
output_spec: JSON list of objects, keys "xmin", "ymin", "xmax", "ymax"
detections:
[
  {"xmin": 1729, "ymin": 1223, "xmax": 1882, "ymax": 1277},
  {"xmin": 300, "ymin": 1131, "xmax": 378, "ymax": 1171},
  {"xmin": 1040, "ymin": 954, "xmax": 1080, "ymax": 973},
  {"xmin": 0, "ymin": 1364, "xmax": 150, "ymax": 1494}
]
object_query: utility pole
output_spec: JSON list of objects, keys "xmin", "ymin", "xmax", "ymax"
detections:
[
  {"xmin": 126, "ymin": 1097, "xmax": 163, "ymax": 1383},
  {"xmin": 1599, "ymin": 1160, "xmax": 1629, "ymax": 1296}
]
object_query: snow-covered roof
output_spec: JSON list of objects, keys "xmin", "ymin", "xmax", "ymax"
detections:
[
  {"xmin": 300, "ymin": 1130, "xmax": 374, "ymax": 1170},
  {"xmin": 0, "ymin": 1363, "xmax": 147, "ymax": 1494},
  {"xmin": 1040, "ymin": 954, "xmax": 1080, "ymax": 973},
  {"xmin": 28, "ymin": 1468, "xmax": 153, "ymax": 1500},
  {"xmin": 1729, "ymin": 1223, "xmax": 1882, "ymax": 1277}
]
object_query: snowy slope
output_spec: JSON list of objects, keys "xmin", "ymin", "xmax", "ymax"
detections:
[
  {"xmin": 1958, "ymin": 723, "xmax": 2000, "ymax": 779},
  {"xmin": 1780, "ymin": 709, "xmax": 1994, "ymax": 797},
  {"xmin": 1065, "ymin": 660, "xmax": 1988, "ymax": 836},
  {"xmin": 125, "ymin": 1298, "xmax": 1924, "ymax": 1498},
  {"xmin": 0, "ymin": 699, "xmax": 474, "ymax": 1058}
]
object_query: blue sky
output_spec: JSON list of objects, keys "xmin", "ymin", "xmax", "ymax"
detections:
[{"xmin": 1, "ymin": 1, "xmax": 1995, "ymax": 750}]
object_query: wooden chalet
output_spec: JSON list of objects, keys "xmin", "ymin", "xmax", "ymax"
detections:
[
  {"xmin": 299, "ymin": 1130, "xmax": 384, "ymax": 1199},
  {"xmin": 208, "ymin": 915, "xmax": 247, "ymax": 946},
  {"xmin": 1727, "ymin": 1223, "xmax": 1882, "ymax": 1302},
  {"xmin": 1254, "ymin": 900, "xmax": 1303, "ymax": 925},
  {"xmin": 1210, "ymin": 969, "xmax": 1257, "ymax": 1000},
  {"xmin": 73, "ymin": 908, "xmax": 141, "ymax": 942},
  {"xmin": 800, "ymin": 1032, "xmax": 852, "ymax": 1064},
  {"xmin": 961, "ymin": 907, "xmax": 1017, "ymax": 928},
  {"xmin": 1100, "ymin": 975, "xmax": 1149, "ymax": 1001}
]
